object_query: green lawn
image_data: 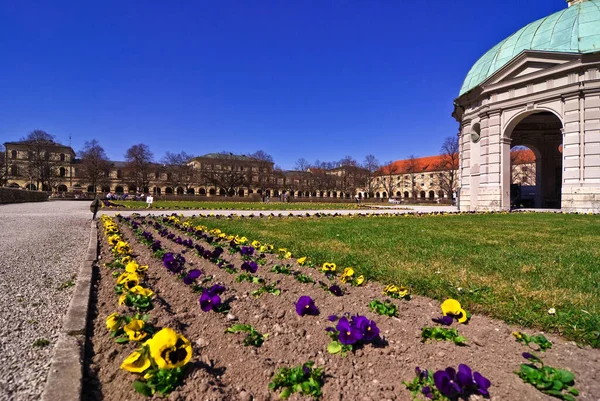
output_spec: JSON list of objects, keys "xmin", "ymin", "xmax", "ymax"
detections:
[
  {"xmin": 116, "ymin": 200, "xmax": 360, "ymax": 210},
  {"xmin": 188, "ymin": 213, "xmax": 600, "ymax": 347}
]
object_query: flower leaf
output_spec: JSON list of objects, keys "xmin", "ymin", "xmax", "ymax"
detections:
[
  {"xmin": 132, "ymin": 380, "xmax": 153, "ymax": 396},
  {"xmin": 327, "ymin": 341, "xmax": 342, "ymax": 354}
]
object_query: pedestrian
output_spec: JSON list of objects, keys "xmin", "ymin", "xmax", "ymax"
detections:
[{"xmin": 90, "ymin": 197, "xmax": 101, "ymax": 221}]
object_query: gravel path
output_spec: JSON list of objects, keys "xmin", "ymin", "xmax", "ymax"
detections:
[{"xmin": 0, "ymin": 201, "xmax": 91, "ymax": 401}]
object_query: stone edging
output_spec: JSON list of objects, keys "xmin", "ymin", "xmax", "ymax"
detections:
[{"xmin": 41, "ymin": 220, "xmax": 98, "ymax": 401}]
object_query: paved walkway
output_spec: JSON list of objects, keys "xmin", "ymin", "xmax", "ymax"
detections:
[
  {"xmin": 0, "ymin": 201, "xmax": 90, "ymax": 401},
  {"xmin": 102, "ymin": 204, "xmax": 459, "ymax": 217}
]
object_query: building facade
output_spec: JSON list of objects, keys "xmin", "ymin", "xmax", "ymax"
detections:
[{"xmin": 454, "ymin": 0, "xmax": 600, "ymax": 212}]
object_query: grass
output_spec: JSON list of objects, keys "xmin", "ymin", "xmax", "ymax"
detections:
[
  {"xmin": 115, "ymin": 200, "xmax": 361, "ymax": 210},
  {"xmin": 188, "ymin": 213, "xmax": 600, "ymax": 347},
  {"xmin": 33, "ymin": 338, "xmax": 50, "ymax": 347}
]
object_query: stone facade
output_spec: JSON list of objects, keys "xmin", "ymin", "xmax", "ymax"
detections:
[{"xmin": 454, "ymin": 0, "xmax": 600, "ymax": 212}]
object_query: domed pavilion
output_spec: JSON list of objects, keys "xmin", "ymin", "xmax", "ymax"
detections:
[{"xmin": 453, "ymin": 0, "xmax": 600, "ymax": 212}]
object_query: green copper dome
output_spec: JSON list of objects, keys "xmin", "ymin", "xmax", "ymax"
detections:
[{"xmin": 459, "ymin": 0, "xmax": 600, "ymax": 96}]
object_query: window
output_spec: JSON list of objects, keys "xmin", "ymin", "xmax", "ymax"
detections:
[
  {"xmin": 60, "ymin": 167, "xmax": 66, "ymax": 177},
  {"xmin": 10, "ymin": 165, "xmax": 18, "ymax": 176},
  {"xmin": 60, "ymin": 153, "xmax": 65, "ymax": 162},
  {"xmin": 11, "ymin": 150, "xmax": 17, "ymax": 159}
]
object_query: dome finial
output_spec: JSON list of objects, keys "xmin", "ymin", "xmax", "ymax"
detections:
[{"xmin": 567, "ymin": 0, "xmax": 587, "ymax": 6}]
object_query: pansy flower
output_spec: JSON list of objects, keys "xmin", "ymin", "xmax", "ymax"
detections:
[
  {"xmin": 440, "ymin": 299, "xmax": 468, "ymax": 323},
  {"xmin": 123, "ymin": 319, "xmax": 147, "ymax": 341},
  {"xmin": 120, "ymin": 350, "xmax": 151, "ymax": 373},
  {"xmin": 183, "ymin": 269, "xmax": 202, "ymax": 285},
  {"xmin": 336, "ymin": 317, "xmax": 363, "ymax": 345},
  {"xmin": 241, "ymin": 261, "xmax": 258, "ymax": 273},
  {"xmin": 322, "ymin": 262, "xmax": 336, "ymax": 272},
  {"xmin": 295, "ymin": 296, "xmax": 319, "ymax": 316},
  {"xmin": 146, "ymin": 328, "xmax": 192, "ymax": 369}
]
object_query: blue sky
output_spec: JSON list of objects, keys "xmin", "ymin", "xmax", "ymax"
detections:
[{"xmin": 0, "ymin": 0, "xmax": 567, "ymax": 169}]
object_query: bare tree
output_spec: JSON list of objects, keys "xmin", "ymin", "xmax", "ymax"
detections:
[
  {"xmin": 437, "ymin": 136, "xmax": 460, "ymax": 198},
  {"xmin": 0, "ymin": 144, "xmax": 7, "ymax": 187},
  {"xmin": 403, "ymin": 155, "xmax": 420, "ymax": 198},
  {"xmin": 380, "ymin": 161, "xmax": 401, "ymax": 198},
  {"xmin": 511, "ymin": 147, "xmax": 536, "ymax": 185},
  {"xmin": 161, "ymin": 151, "xmax": 196, "ymax": 193},
  {"xmin": 124, "ymin": 144, "xmax": 154, "ymax": 193},
  {"xmin": 249, "ymin": 150, "xmax": 275, "ymax": 196},
  {"xmin": 295, "ymin": 158, "xmax": 309, "ymax": 172},
  {"xmin": 20, "ymin": 130, "xmax": 60, "ymax": 191},
  {"xmin": 362, "ymin": 154, "xmax": 380, "ymax": 197},
  {"xmin": 79, "ymin": 139, "xmax": 111, "ymax": 193}
]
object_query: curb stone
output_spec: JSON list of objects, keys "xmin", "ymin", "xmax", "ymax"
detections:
[{"xmin": 41, "ymin": 220, "xmax": 98, "ymax": 401}]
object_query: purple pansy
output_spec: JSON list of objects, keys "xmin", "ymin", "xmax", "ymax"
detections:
[
  {"xmin": 240, "ymin": 246, "xmax": 255, "ymax": 256},
  {"xmin": 473, "ymin": 371, "xmax": 491, "ymax": 396},
  {"xmin": 241, "ymin": 261, "xmax": 258, "ymax": 273},
  {"xmin": 336, "ymin": 317, "xmax": 363, "ymax": 345},
  {"xmin": 356, "ymin": 316, "xmax": 380, "ymax": 342},
  {"xmin": 329, "ymin": 285, "xmax": 343, "ymax": 296},
  {"xmin": 433, "ymin": 367, "xmax": 462, "ymax": 398},
  {"xmin": 296, "ymin": 296, "xmax": 319, "ymax": 316},
  {"xmin": 200, "ymin": 290, "xmax": 221, "ymax": 312},
  {"xmin": 183, "ymin": 269, "xmax": 202, "ymax": 285},
  {"xmin": 432, "ymin": 316, "xmax": 454, "ymax": 326}
]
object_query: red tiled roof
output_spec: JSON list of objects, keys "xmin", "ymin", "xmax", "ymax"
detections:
[
  {"xmin": 380, "ymin": 148, "xmax": 536, "ymax": 174},
  {"xmin": 511, "ymin": 148, "xmax": 536, "ymax": 164}
]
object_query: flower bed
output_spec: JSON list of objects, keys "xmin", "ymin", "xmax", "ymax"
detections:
[{"xmin": 84, "ymin": 214, "xmax": 600, "ymax": 400}]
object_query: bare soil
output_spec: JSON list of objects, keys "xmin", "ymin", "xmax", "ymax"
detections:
[{"xmin": 83, "ymin": 215, "xmax": 600, "ymax": 401}]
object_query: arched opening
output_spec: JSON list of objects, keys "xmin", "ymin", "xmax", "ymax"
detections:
[
  {"xmin": 153, "ymin": 187, "xmax": 161, "ymax": 195},
  {"xmin": 358, "ymin": 193, "xmax": 363, "ymax": 199},
  {"xmin": 117, "ymin": 169, "xmax": 122, "ymax": 179},
  {"xmin": 327, "ymin": 191, "xmax": 331, "ymax": 197},
  {"xmin": 87, "ymin": 185, "xmax": 95, "ymax": 193},
  {"xmin": 199, "ymin": 188, "xmax": 206, "ymax": 195},
  {"xmin": 60, "ymin": 153, "xmax": 65, "ymax": 162},
  {"xmin": 101, "ymin": 185, "xmax": 110, "ymax": 193},
  {"xmin": 376, "ymin": 192, "xmax": 380, "ymax": 198},
  {"xmin": 59, "ymin": 167, "xmax": 66, "ymax": 177},
  {"xmin": 382, "ymin": 192, "xmax": 387, "ymax": 198},
  {"xmin": 219, "ymin": 189, "xmax": 226, "ymax": 196},
  {"xmin": 165, "ymin": 187, "xmax": 173, "ymax": 194},
  {"xmin": 395, "ymin": 191, "xmax": 401, "ymax": 197},
  {"xmin": 115, "ymin": 186, "xmax": 124, "ymax": 194},
  {"xmin": 8, "ymin": 182, "xmax": 20, "ymax": 188},
  {"xmin": 312, "ymin": 191, "xmax": 317, "ymax": 197},
  {"xmin": 420, "ymin": 191, "xmax": 426, "ymax": 199},
  {"xmin": 10, "ymin": 165, "xmax": 18, "ymax": 176},
  {"xmin": 209, "ymin": 188, "xmax": 216, "ymax": 196},
  {"xmin": 58, "ymin": 184, "xmax": 68, "ymax": 192},
  {"xmin": 128, "ymin": 186, "xmax": 136, "ymax": 194},
  {"xmin": 319, "ymin": 191, "xmax": 324, "ymax": 197},
  {"xmin": 238, "ymin": 189, "xmax": 245, "ymax": 197},
  {"xmin": 404, "ymin": 191, "xmax": 409, "ymax": 198},
  {"xmin": 11, "ymin": 150, "xmax": 17, "ymax": 159},
  {"xmin": 438, "ymin": 191, "xmax": 445, "ymax": 199},
  {"xmin": 248, "ymin": 189, "xmax": 253, "ymax": 194},
  {"xmin": 27, "ymin": 184, "xmax": 37, "ymax": 190},
  {"xmin": 187, "ymin": 188, "xmax": 195, "ymax": 195},
  {"xmin": 143, "ymin": 186, "xmax": 149, "ymax": 194},
  {"xmin": 289, "ymin": 190, "xmax": 295, "ymax": 197},
  {"xmin": 42, "ymin": 184, "xmax": 50, "ymax": 191},
  {"xmin": 176, "ymin": 187, "xmax": 184, "ymax": 195},
  {"xmin": 429, "ymin": 190, "xmax": 435, "ymax": 200},
  {"xmin": 505, "ymin": 111, "xmax": 563, "ymax": 209}
]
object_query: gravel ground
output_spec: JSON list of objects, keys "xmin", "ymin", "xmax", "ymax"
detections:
[{"xmin": 0, "ymin": 201, "xmax": 91, "ymax": 401}]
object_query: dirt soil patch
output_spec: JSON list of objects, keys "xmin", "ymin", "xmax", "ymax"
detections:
[{"xmin": 83, "ymin": 215, "xmax": 600, "ymax": 401}]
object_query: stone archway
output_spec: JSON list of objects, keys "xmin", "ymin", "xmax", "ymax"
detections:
[{"xmin": 502, "ymin": 111, "xmax": 563, "ymax": 209}]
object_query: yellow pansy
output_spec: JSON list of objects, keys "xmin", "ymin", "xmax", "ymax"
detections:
[
  {"xmin": 441, "ymin": 298, "xmax": 468, "ymax": 323},
  {"xmin": 355, "ymin": 275, "xmax": 365, "ymax": 286},
  {"xmin": 121, "ymin": 255, "xmax": 133, "ymax": 265},
  {"xmin": 384, "ymin": 284, "xmax": 399, "ymax": 294},
  {"xmin": 339, "ymin": 267, "xmax": 355, "ymax": 284},
  {"xmin": 114, "ymin": 241, "xmax": 132, "ymax": 255},
  {"xmin": 123, "ymin": 319, "xmax": 147, "ymax": 342},
  {"xmin": 129, "ymin": 285, "xmax": 154, "ymax": 297},
  {"xmin": 106, "ymin": 312, "xmax": 121, "ymax": 331},
  {"xmin": 107, "ymin": 234, "xmax": 121, "ymax": 246},
  {"xmin": 283, "ymin": 251, "xmax": 292, "ymax": 259},
  {"xmin": 397, "ymin": 286, "xmax": 410, "ymax": 298},
  {"xmin": 322, "ymin": 262, "xmax": 336, "ymax": 272},
  {"xmin": 116, "ymin": 272, "xmax": 140, "ymax": 290},
  {"xmin": 125, "ymin": 261, "xmax": 140, "ymax": 273},
  {"xmin": 251, "ymin": 240, "xmax": 262, "ymax": 248},
  {"xmin": 297, "ymin": 257, "xmax": 307, "ymax": 265},
  {"xmin": 147, "ymin": 328, "xmax": 192, "ymax": 369},
  {"xmin": 120, "ymin": 350, "xmax": 151, "ymax": 373}
]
